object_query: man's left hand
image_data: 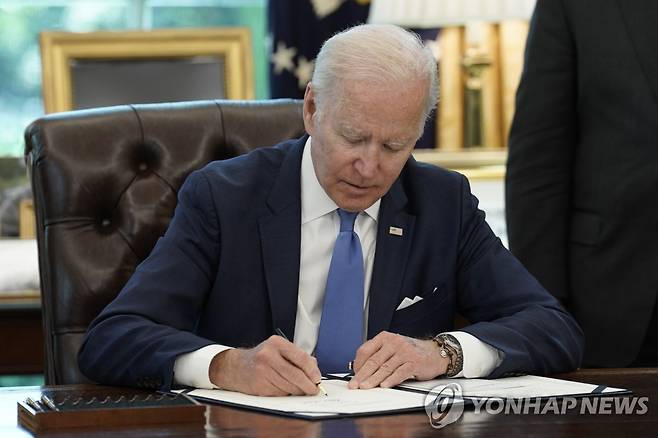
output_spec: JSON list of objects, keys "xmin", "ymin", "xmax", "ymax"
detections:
[{"xmin": 348, "ymin": 331, "xmax": 449, "ymax": 389}]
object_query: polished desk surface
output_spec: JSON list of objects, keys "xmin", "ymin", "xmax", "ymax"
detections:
[{"xmin": 1, "ymin": 368, "xmax": 656, "ymax": 437}]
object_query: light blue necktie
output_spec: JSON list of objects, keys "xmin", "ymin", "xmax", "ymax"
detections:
[{"xmin": 315, "ymin": 209, "xmax": 365, "ymax": 374}]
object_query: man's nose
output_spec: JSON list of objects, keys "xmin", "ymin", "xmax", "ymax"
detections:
[{"xmin": 354, "ymin": 143, "xmax": 380, "ymax": 178}]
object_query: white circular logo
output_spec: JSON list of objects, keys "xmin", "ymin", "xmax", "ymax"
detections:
[{"xmin": 424, "ymin": 383, "xmax": 465, "ymax": 429}]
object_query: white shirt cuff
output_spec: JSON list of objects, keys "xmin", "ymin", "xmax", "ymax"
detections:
[
  {"xmin": 173, "ymin": 344, "xmax": 233, "ymax": 389},
  {"xmin": 443, "ymin": 331, "xmax": 504, "ymax": 378}
]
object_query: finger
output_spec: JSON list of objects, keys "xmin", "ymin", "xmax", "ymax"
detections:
[
  {"xmin": 351, "ymin": 344, "xmax": 395, "ymax": 388},
  {"xmin": 273, "ymin": 353, "xmax": 320, "ymax": 395},
  {"xmin": 278, "ymin": 341, "xmax": 322, "ymax": 384},
  {"xmin": 249, "ymin": 372, "xmax": 288, "ymax": 397},
  {"xmin": 268, "ymin": 336, "xmax": 321, "ymax": 394},
  {"xmin": 379, "ymin": 362, "xmax": 415, "ymax": 388},
  {"xmin": 266, "ymin": 363, "xmax": 306, "ymax": 396},
  {"xmin": 254, "ymin": 338, "xmax": 305, "ymax": 396},
  {"xmin": 359, "ymin": 355, "xmax": 404, "ymax": 389},
  {"xmin": 353, "ymin": 335, "xmax": 385, "ymax": 372},
  {"xmin": 348, "ymin": 336, "xmax": 386, "ymax": 389}
]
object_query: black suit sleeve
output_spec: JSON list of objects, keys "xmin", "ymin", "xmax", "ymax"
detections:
[
  {"xmin": 505, "ymin": 0, "xmax": 578, "ymax": 303},
  {"xmin": 78, "ymin": 170, "xmax": 221, "ymax": 390},
  {"xmin": 456, "ymin": 175, "xmax": 584, "ymax": 376}
]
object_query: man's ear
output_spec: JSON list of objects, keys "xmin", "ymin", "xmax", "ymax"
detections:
[{"xmin": 302, "ymin": 82, "xmax": 317, "ymax": 135}]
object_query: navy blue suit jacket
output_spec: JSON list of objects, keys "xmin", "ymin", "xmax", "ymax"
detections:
[{"xmin": 79, "ymin": 136, "xmax": 584, "ymax": 389}]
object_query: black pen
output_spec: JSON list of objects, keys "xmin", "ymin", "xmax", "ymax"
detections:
[{"xmin": 274, "ymin": 328, "xmax": 328, "ymax": 396}]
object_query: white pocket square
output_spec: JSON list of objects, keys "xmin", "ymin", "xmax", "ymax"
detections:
[{"xmin": 396, "ymin": 295, "xmax": 424, "ymax": 311}]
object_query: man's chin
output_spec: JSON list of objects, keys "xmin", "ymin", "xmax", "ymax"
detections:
[{"xmin": 335, "ymin": 195, "xmax": 378, "ymax": 213}]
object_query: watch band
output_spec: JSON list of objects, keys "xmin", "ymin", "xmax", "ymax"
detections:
[{"xmin": 432, "ymin": 333, "xmax": 464, "ymax": 377}]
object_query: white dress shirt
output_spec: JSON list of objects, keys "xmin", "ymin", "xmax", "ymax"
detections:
[{"xmin": 173, "ymin": 137, "xmax": 502, "ymax": 388}]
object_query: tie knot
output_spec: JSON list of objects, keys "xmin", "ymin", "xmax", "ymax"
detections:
[{"xmin": 337, "ymin": 209, "xmax": 358, "ymax": 232}]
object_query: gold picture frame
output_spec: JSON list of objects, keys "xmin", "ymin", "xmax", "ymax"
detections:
[{"xmin": 40, "ymin": 28, "xmax": 254, "ymax": 113}]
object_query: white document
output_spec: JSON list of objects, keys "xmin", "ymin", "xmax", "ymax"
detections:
[
  {"xmin": 183, "ymin": 379, "xmax": 429, "ymax": 416},
  {"xmin": 398, "ymin": 375, "xmax": 627, "ymax": 399},
  {"xmin": 176, "ymin": 375, "xmax": 628, "ymax": 419}
]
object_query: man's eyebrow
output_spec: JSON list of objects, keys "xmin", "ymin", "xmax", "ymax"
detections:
[
  {"xmin": 386, "ymin": 135, "xmax": 415, "ymax": 146},
  {"xmin": 337, "ymin": 124, "xmax": 365, "ymax": 136},
  {"xmin": 337, "ymin": 122, "xmax": 414, "ymax": 145}
]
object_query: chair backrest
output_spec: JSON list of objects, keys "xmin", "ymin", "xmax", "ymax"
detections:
[{"xmin": 24, "ymin": 99, "xmax": 305, "ymax": 384}]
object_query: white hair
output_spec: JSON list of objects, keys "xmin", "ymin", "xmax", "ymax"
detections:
[{"xmin": 311, "ymin": 24, "xmax": 438, "ymax": 129}]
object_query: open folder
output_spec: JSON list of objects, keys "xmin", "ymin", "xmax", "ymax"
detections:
[{"xmin": 174, "ymin": 374, "xmax": 630, "ymax": 420}]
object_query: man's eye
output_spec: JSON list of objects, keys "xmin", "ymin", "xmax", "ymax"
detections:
[
  {"xmin": 384, "ymin": 143, "xmax": 404, "ymax": 152},
  {"xmin": 344, "ymin": 136, "xmax": 362, "ymax": 144}
]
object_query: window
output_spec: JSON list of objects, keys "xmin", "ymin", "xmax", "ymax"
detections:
[{"xmin": 0, "ymin": 0, "xmax": 267, "ymax": 156}]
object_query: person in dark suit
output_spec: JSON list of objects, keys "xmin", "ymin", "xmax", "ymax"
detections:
[
  {"xmin": 506, "ymin": 0, "xmax": 658, "ymax": 367},
  {"xmin": 79, "ymin": 24, "xmax": 583, "ymax": 396}
]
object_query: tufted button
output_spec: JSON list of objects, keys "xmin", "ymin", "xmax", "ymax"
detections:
[
  {"xmin": 100, "ymin": 218, "xmax": 111, "ymax": 227},
  {"xmin": 138, "ymin": 162, "xmax": 148, "ymax": 172}
]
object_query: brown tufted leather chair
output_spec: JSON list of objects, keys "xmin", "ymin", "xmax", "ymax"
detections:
[{"xmin": 24, "ymin": 99, "xmax": 305, "ymax": 384}]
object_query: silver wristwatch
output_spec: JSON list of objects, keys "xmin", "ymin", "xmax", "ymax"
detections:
[{"xmin": 432, "ymin": 333, "xmax": 464, "ymax": 377}]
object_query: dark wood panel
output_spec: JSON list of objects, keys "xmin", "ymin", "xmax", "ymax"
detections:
[{"xmin": 0, "ymin": 299, "xmax": 43, "ymax": 374}]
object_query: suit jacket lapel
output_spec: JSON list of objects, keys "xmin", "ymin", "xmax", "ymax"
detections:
[
  {"xmin": 617, "ymin": 0, "xmax": 658, "ymax": 108},
  {"xmin": 367, "ymin": 172, "xmax": 415, "ymax": 339},
  {"xmin": 258, "ymin": 137, "xmax": 306, "ymax": 340}
]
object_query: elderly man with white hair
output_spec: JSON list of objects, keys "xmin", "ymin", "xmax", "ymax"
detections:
[{"xmin": 79, "ymin": 24, "xmax": 584, "ymax": 396}]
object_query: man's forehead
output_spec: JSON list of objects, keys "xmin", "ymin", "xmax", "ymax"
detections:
[{"xmin": 326, "ymin": 86, "xmax": 425, "ymax": 138}]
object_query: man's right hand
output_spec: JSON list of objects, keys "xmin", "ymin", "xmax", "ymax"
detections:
[{"xmin": 209, "ymin": 335, "xmax": 322, "ymax": 396}]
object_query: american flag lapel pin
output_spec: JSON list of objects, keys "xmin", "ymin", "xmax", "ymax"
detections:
[{"xmin": 389, "ymin": 226, "xmax": 403, "ymax": 236}]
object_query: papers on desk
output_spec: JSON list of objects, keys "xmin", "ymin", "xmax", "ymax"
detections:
[
  {"xmin": 180, "ymin": 379, "xmax": 427, "ymax": 419},
  {"xmin": 177, "ymin": 375, "xmax": 630, "ymax": 420},
  {"xmin": 398, "ymin": 375, "xmax": 629, "ymax": 400}
]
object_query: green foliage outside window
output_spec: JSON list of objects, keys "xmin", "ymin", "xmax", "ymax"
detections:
[{"xmin": 0, "ymin": 1, "xmax": 268, "ymax": 157}]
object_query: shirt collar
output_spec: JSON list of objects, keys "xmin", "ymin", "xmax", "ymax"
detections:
[{"xmin": 301, "ymin": 136, "xmax": 380, "ymax": 224}]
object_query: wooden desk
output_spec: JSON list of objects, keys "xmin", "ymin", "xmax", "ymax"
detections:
[{"xmin": 1, "ymin": 368, "xmax": 656, "ymax": 437}]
